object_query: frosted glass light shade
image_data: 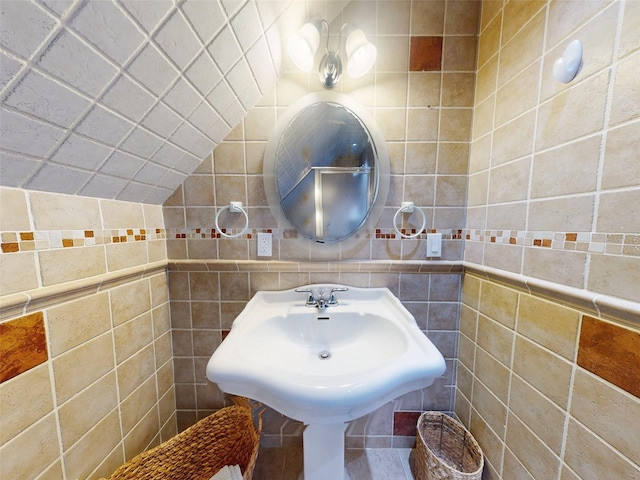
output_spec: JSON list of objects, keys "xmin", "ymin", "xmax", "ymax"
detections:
[
  {"xmin": 345, "ymin": 28, "xmax": 377, "ymax": 78},
  {"xmin": 287, "ymin": 23, "xmax": 320, "ymax": 72}
]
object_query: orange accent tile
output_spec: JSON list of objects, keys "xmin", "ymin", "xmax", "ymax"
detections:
[
  {"xmin": 566, "ymin": 233, "xmax": 578, "ymax": 241},
  {"xmin": 135, "ymin": 235, "xmax": 141, "ymax": 241},
  {"xmin": 534, "ymin": 239, "xmax": 542, "ymax": 246},
  {"xmin": 62, "ymin": 239, "xmax": 74, "ymax": 248},
  {"xmin": 140, "ymin": 229, "xmax": 146, "ymax": 235},
  {"xmin": 19, "ymin": 232, "xmax": 34, "ymax": 241},
  {"xmin": 0, "ymin": 312, "xmax": 48, "ymax": 383},
  {"xmin": 126, "ymin": 229, "xmax": 133, "ymax": 235},
  {"xmin": 120, "ymin": 236, "xmax": 127, "ymax": 242},
  {"xmin": 410, "ymin": 36, "xmax": 443, "ymax": 71},
  {"xmin": 542, "ymin": 239, "xmax": 552, "ymax": 248},
  {"xmin": 141, "ymin": 235, "xmax": 146, "ymax": 240},
  {"xmin": 509, "ymin": 237, "xmax": 517, "ymax": 244},
  {"xmin": 490, "ymin": 236, "xmax": 496, "ymax": 242},
  {"xmin": 113, "ymin": 236, "xmax": 120, "ymax": 243},
  {"xmin": 578, "ymin": 316, "xmax": 640, "ymax": 398},
  {"xmin": 84, "ymin": 230, "xmax": 94, "ymax": 238},
  {"xmin": 1, "ymin": 242, "xmax": 19, "ymax": 253}
]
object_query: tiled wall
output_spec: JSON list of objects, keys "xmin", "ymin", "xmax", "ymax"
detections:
[
  {"xmin": 0, "ymin": 186, "xmax": 174, "ymax": 480},
  {"xmin": 168, "ymin": 260, "xmax": 462, "ymax": 448},
  {"xmin": 457, "ymin": 271, "xmax": 640, "ymax": 479},
  {"xmin": 0, "ymin": 0, "xmax": 294, "ymax": 204},
  {"xmin": 466, "ymin": 0, "xmax": 640, "ymax": 303},
  {"xmin": 163, "ymin": 0, "xmax": 479, "ymax": 262},
  {"xmin": 163, "ymin": 0, "xmax": 480, "ymax": 439}
]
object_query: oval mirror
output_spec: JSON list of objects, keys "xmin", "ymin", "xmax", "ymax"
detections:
[{"xmin": 264, "ymin": 92, "xmax": 389, "ymax": 244}]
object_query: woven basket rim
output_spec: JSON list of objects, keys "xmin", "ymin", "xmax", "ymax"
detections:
[{"xmin": 416, "ymin": 411, "xmax": 484, "ymax": 478}]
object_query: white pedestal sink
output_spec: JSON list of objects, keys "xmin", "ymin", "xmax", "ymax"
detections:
[{"xmin": 206, "ymin": 284, "xmax": 446, "ymax": 480}]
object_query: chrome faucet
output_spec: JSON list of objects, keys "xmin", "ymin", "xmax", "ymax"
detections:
[{"xmin": 295, "ymin": 286, "xmax": 349, "ymax": 310}]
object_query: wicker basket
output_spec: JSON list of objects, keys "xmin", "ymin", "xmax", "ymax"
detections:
[
  {"xmin": 100, "ymin": 404, "xmax": 261, "ymax": 480},
  {"xmin": 415, "ymin": 411, "xmax": 483, "ymax": 480}
]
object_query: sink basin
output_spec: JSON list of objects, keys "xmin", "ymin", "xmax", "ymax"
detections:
[{"xmin": 206, "ymin": 284, "xmax": 446, "ymax": 424}]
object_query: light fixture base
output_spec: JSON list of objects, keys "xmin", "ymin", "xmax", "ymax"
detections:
[{"xmin": 319, "ymin": 52, "xmax": 342, "ymax": 89}]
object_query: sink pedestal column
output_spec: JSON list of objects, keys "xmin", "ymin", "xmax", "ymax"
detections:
[{"xmin": 299, "ymin": 423, "xmax": 350, "ymax": 480}]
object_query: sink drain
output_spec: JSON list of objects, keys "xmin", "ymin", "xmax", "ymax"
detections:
[{"xmin": 318, "ymin": 350, "xmax": 331, "ymax": 360}]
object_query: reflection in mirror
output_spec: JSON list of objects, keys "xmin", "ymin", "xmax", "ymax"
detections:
[{"xmin": 264, "ymin": 92, "xmax": 389, "ymax": 244}]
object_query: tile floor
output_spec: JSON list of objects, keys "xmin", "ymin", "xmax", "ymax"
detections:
[{"xmin": 253, "ymin": 447, "xmax": 418, "ymax": 480}]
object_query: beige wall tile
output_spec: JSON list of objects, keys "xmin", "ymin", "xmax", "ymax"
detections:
[
  {"xmin": 408, "ymin": 73, "xmax": 441, "ymax": 108},
  {"xmin": 477, "ymin": 314, "xmax": 514, "ymax": 367},
  {"xmin": 472, "ymin": 95, "xmax": 495, "ymax": 139},
  {"xmin": 110, "ymin": 278, "xmax": 151, "ymax": 326},
  {"xmin": 571, "ymin": 368, "xmax": 640, "ymax": 465},
  {"xmin": 505, "ymin": 412, "xmax": 561, "ymax": 480},
  {"xmin": 502, "ymin": 0, "xmax": 546, "ymax": 45},
  {"xmin": 502, "ymin": 447, "xmax": 535, "ymax": 480},
  {"xmin": 528, "ymin": 195, "xmax": 595, "ymax": 232},
  {"xmin": 0, "ymin": 187, "xmax": 30, "ymax": 231},
  {"xmin": 124, "ymin": 407, "xmax": 160, "ymax": 460},
  {"xmin": 114, "ymin": 312, "xmax": 153, "ymax": 364},
  {"xmin": 602, "ymin": 120, "xmax": 640, "ymax": 189},
  {"xmin": 0, "ymin": 251, "xmax": 39, "ymax": 295},
  {"xmin": 509, "ymin": 374, "xmax": 566, "ymax": 454},
  {"xmin": 477, "ymin": 12, "xmax": 501, "ymax": 68},
  {"xmin": 183, "ymin": 176, "xmax": 215, "ymax": 206},
  {"xmin": 100, "ymin": 199, "xmax": 145, "ymax": 229},
  {"xmin": 30, "ymin": 191, "xmax": 101, "ymax": 230},
  {"xmin": 491, "ymin": 111, "xmax": 535, "ymax": 166},
  {"xmin": 58, "ymin": 372, "xmax": 118, "ymax": 449},
  {"xmin": 495, "ymin": 61, "xmax": 540, "ymax": 126},
  {"xmin": 512, "ymin": 336, "xmax": 572, "ymax": 409},
  {"xmin": 486, "ymin": 203, "xmax": 527, "ymax": 230},
  {"xmin": 39, "ymin": 246, "xmax": 106, "ymax": 286},
  {"xmin": 458, "ymin": 330, "xmax": 476, "ymax": 371},
  {"xmin": 63, "ymin": 409, "xmax": 121, "ymax": 480},
  {"xmin": 460, "ymin": 304, "xmax": 478, "ymax": 341},
  {"xmin": 213, "ymin": 143, "xmax": 245, "ymax": 174},
  {"xmin": 498, "ymin": 10, "xmax": 545, "ymax": 86},
  {"xmin": 483, "ymin": 243, "xmax": 524, "ymax": 275},
  {"xmin": 523, "ymin": 248, "xmax": 586, "ymax": 289},
  {"xmin": 587, "ymin": 253, "xmax": 640, "ymax": 303},
  {"xmin": 469, "ymin": 407, "xmax": 505, "ymax": 471},
  {"xmin": 479, "ymin": 281, "xmax": 518, "ymax": 329},
  {"xmin": 106, "ymin": 241, "xmax": 148, "ymax": 271},
  {"xmin": 475, "ymin": 54, "xmax": 498, "ymax": 105},
  {"xmin": 47, "ymin": 292, "xmax": 111, "ymax": 356},
  {"xmin": 117, "ymin": 344, "xmax": 156, "ymax": 399},
  {"xmin": 536, "ymin": 71, "xmax": 609, "ymax": 151},
  {"xmin": 619, "ymin": 1, "xmax": 640, "ymax": 58},
  {"xmin": 142, "ymin": 203, "xmax": 164, "ymax": 228},
  {"xmin": 596, "ymin": 188, "xmax": 640, "ymax": 233},
  {"xmin": 517, "ymin": 294, "xmax": 580, "ymax": 360},
  {"xmin": 52, "ymin": 332, "xmax": 115, "ymax": 404},
  {"xmin": 0, "ymin": 363, "xmax": 53, "ymax": 445},
  {"xmin": 440, "ymin": 109, "xmax": 473, "ymax": 141},
  {"xmin": 531, "ymin": 135, "xmax": 601, "ymax": 198},
  {"xmin": 445, "ymin": 0, "xmax": 480, "ymax": 35},
  {"xmin": 461, "ymin": 273, "xmax": 481, "ymax": 309},
  {"xmin": 475, "ymin": 346, "xmax": 510, "ymax": 403},
  {"xmin": 488, "ymin": 157, "xmax": 531, "ymax": 204},
  {"xmin": 563, "ymin": 418, "xmax": 640, "ymax": 480},
  {"xmin": 0, "ymin": 413, "xmax": 60, "ymax": 480},
  {"xmin": 609, "ymin": 49, "xmax": 640, "ymax": 127},
  {"xmin": 121, "ymin": 375, "xmax": 158, "ymax": 435}
]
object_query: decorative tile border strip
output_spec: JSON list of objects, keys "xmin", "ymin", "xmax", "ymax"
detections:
[
  {"xmin": 1, "ymin": 228, "xmax": 167, "ymax": 254},
  {"xmin": 1, "ymin": 226, "xmax": 638, "ymax": 258},
  {"xmin": 464, "ymin": 229, "xmax": 640, "ymax": 257}
]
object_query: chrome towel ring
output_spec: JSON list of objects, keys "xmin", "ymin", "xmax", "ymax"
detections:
[{"xmin": 215, "ymin": 201, "xmax": 249, "ymax": 238}]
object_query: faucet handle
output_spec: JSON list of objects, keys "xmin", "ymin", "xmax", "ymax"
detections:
[
  {"xmin": 328, "ymin": 286, "xmax": 349, "ymax": 305},
  {"xmin": 295, "ymin": 288, "xmax": 316, "ymax": 307}
]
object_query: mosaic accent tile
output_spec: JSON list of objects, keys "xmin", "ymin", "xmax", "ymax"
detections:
[
  {"xmin": 577, "ymin": 315, "xmax": 640, "ymax": 398},
  {"xmin": 0, "ymin": 312, "xmax": 48, "ymax": 383}
]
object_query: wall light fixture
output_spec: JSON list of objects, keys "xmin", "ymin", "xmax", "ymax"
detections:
[{"xmin": 287, "ymin": 20, "xmax": 377, "ymax": 89}]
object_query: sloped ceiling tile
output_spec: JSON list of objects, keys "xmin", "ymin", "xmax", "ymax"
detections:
[{"xmin": 0, "ymin": 0, "xmax": 310, "ymax": 204}]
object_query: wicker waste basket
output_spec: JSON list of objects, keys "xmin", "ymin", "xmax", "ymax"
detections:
[
  {"xmin": 100, "ymin": 403, "xmax": 261, "ymax": 480},
  {"xmin": 415, "ymin": 411, "xmax": 483, "ymax": 480}
]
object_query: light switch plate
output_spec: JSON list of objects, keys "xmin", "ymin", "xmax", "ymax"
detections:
[
  {"xmin": 257, "ymin": 232, "xmax": 272, "ymax": 256},
  {"xmin": 426, "ymin": 233, "xmax": 442, "ymax": 258}
]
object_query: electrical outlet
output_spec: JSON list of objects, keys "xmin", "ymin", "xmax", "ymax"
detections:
[{"xmin": 257, "ymin": 232, "xmax": 272, "ymax": 257}]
